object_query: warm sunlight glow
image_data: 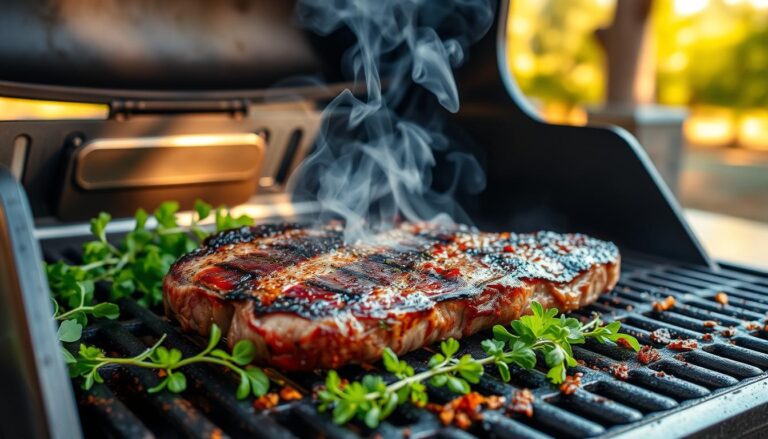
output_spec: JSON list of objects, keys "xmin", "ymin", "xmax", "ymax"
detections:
[
  {"xmin": 674, "ymin": 0, "xmax": 709, "ymax": 16},
  {"xmin": 0, "ymin": 97, "xmax": 107, "ymax": 120},
  {"xmin": 739, "ymin": 111, "xmax": 768, "ymax": 150},
  {"xmin": 684, "ymin": 109, "xmax": 736, "ymax": 147}
]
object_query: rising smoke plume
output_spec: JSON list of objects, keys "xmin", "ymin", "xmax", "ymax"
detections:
[{"xmin": 291, "ymin": 0, "xmax": 494, "ymax": 242}]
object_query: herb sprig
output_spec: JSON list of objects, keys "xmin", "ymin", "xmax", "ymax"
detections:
[
  {"xmin": 318, "ymin": 302, "xmax": 639, "ymax": 428},
  {"xmin": 47, "ymin": 200, "xmax": 253, "ymax": 342},
  {"xmin": 53, "ymin": 281, "xmax": 119, "ymax": 342},
  {"xmin": 47, "ymin": 200, "xmax": 253, "ymax": 310},
  {"xmin": 65, "ymin": 324, "xmax": 270, "ymax": 399}
]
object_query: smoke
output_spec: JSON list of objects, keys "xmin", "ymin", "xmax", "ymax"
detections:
[{"xmin": 290, "ymin": 0, "xmax": 494, "ymax": 242}]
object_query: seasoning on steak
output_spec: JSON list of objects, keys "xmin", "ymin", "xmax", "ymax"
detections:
[{"xmin": 163, "ymin": 222, "xmax": 621, "ymax": 370}]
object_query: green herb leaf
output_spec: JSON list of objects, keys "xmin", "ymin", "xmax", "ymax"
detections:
[
  {"xmin": 497, "ymin": 361, "xmax": 511, "ymax": 382},
  {"xmin": 364, "ymin": 405, "xmax": 382, "ymax": 428},
  {"xmin": 92, "ymin": 302, "xmax": 120, "ymax": 320},
  {"xmin": 245, "ymin": 367, "xmax": 269, "ymax": 397},
  {"xmin": 446, "ymin": 376, "xmax": 470, "ymax": 394},
  {"xmin": 57, "ymin": 319, "xmax": 83, "ymax": 342},
  {"xmin": 237, "ymin": 373, "xmax": 251, "ymax": 400},
  {"xmin": 166, "ymin": 371, "xmax": 187, "ymax": 393},
  {"xmin": 90, "ymin": 212, "xmax": 111, "ymax": 243},
  {"xmin": 194, "ymin": 199, "xmax": 213, "ymax": 221},
  {"xmin": 231, "ymin": 340, "xmax": 256, "ymax": 366},
  {"xmin": 440, "ymin": 338, "xmax": 460, "ymax": 358}
]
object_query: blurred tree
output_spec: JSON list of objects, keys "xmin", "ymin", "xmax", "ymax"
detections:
[
  {"xmin": 507, "ymin": 0, "xmax": 615, "ymax": 113},
  {"xmin": 509, "ymin": 0, "xmax": 768, "ymax": 110}
]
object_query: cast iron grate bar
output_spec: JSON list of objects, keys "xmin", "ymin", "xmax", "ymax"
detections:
[{"xmin": 46, "ymin": 235, "xmax": 768, "ymax": 438}]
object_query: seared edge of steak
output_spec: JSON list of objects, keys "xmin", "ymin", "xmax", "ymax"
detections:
[{"xmin": 226, "ymin": 258, "xmax": 618, "ymax": 370}]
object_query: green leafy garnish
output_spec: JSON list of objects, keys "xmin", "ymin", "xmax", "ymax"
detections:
[
  {"xmin": 68, "ymin": 324, "xmax": 269, "ymax": 399},
  {"xmin": 318, "ymin": 302, "xmax": 639, "ymax": 428},
  {"xmin": 52, "ymin": 281, "xmax": 119, "ymax": 342},
  {"xmin": 46, "ymin": 199, "xmax": 251, "ymax": 309}
]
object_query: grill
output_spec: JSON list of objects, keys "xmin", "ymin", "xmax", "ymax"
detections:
[
  {"xmin": 1, "ymin": 0, "xmax": 768, "ymax": 438},
  {"xmin": 41, "ymin": 236, "xmax": 768, "ymax": 439}
]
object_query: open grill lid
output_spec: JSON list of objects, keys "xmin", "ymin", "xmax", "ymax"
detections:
[{"xmin": 0, "ymin": 0, "xmax": 351, "ymax": 101}]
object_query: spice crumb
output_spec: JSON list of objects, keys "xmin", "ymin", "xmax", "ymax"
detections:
[
  {"xmin": 703, "ymin": 320, "xmax": 718, "ymax": 328},
  {"xmin": 668, "ymin": 339, "xmax": 698, "ymax": 351},
  {"xmin": 637, "ymin": 346, "xmax": 662, "ymax": 364},
  {"xmin": 279, "ymin": 386, "xmax": 302, "ymax": 401},
  {"xmin": 426, "ymin": 392, "xmax": 503, "ymax": 429},
  {"xmin": 650, "ymin": 328, "xmax": 672, "ymax": 344},
  {"xmin": 559, "ymin": 373, "xmax": 583, "ymax": 395},
  {"xmin": 652, "ymin": 296, "xmax": 676, "ymax": 312},
  {"xmin": 253, "ymin": 393, "xmax": 280, "ymax": 410},
  {"xmin": 715, "ymin": 292, "xmax": 729, "ymax": 306},
  {"xmin": 508, "ymin": 389, "xmax": 535, "ymax": 417},
  {"xmin": 610, "ymin": 363, "xmax": 630, "ymax": 380}
]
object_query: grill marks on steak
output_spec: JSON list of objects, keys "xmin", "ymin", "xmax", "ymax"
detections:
[{"xmin": 163, "ymin": 223, "xmax": 620, "ymax": 370}]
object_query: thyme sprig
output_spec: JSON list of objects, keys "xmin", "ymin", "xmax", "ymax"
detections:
[
  {"xmin": 65, "ymin": 324, "xmax": 269, "ymax": 399},
  {"xmin": 318, "ymin": 301, "xmax": 639, "ymax": 428},
  {"xmin": 46, "ymin": 199, "xmax": 253, "ymax": 310}
]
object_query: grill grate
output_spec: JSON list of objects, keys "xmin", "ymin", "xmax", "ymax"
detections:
[{"xmin": 43, "ymin": 239, "xmax": 768, "ymax": 439}]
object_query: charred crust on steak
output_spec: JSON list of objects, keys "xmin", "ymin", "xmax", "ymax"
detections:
[{"xmin": 174, "ymin": 224, "xmax": 619, "ymax": 320}]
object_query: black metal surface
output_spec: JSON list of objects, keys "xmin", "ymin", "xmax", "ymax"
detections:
[
  {"xmin": 40, "ymin": 233, "xmax": 768, "ymax": 439},
  {"xmin": 0, "ymin": 1, "xmax": 342, "ymax": 93}
]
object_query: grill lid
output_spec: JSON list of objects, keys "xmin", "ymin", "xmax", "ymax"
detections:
[{"xmin": 0, "ymin": 0, "xmax": 348, "ymax": 102}]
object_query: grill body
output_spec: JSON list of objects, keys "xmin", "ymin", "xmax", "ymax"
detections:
[{"xmin": 0, "ymin": 0, "xmax": 766, "ymax": 438}]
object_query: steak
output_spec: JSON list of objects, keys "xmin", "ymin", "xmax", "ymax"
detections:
[{"xmin": 163, "ymin": 223, "xmax": 620, "ymax": 371}]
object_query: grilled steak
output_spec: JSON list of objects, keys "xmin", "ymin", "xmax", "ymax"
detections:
[{"xmin": 164, "ymin": 223, "xmax": 620, "ymax": 370}]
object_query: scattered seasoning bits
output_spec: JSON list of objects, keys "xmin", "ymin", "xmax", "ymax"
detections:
[
  {"xmin": 508, "ymin": 389, "xmax": 535, "ymax": 418},
  {"xmin": 744, "ymin": 321, "xmax": 761, "ymax": 331},
  {"xmin": 715, "ymin": 292, "xmax": 729, "ymax": 306},
  {"xmin": 637, "ymin": 346, "xmax": 662, "ymax": 364},
  {"xmin": 279, "ymin": 386, "xmax": 302, "ymax": 401},
  {"xmin": 426, "ymin": 392, "xmax": 502, "ymax": 430},
  {"xmin": 720, "ymin": 327, "xmax": 737, "ymax": 338},
  {"xmin": 668, "ymin": 339, "xmax": 698, "ymax": 351},
  {"xmin": 701, "ymin": 333, "xmax": 714, "ymax": 341},
  {"xmin": 253, "ymin": 393, "xmax": 280, "ymax": 410},
  {"xmin": 559, "ymin": 373, "xmax": 583, "ymax": 395},
  {"xmin": 650, "ymin": 328, "xmax": 672, "ymax": 344},
  {"xmin": 652, "ymin": 296, "xmax": 676, "ymax": 312},
  {"xmin": 610, "ymin": 363, "xmax": 630, "ymax": 380},
  {"xmin": 616, "ymin": 337, "xmax": 634, "ymax": 350},
  {"xmin": 656, "ymin": 370, "xmax": 667, "ymax": 378},
  {"xmin": 703, "ymin": 320, "xmax": 718, "ymax": 328}
]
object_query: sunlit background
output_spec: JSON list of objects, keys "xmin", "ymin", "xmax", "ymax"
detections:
[{"xmin": 508, "ymin": 0, "xmax": 768, "ymax": 150}]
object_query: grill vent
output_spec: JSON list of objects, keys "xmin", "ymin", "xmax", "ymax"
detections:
[{"xmin": 42, "ymin": 240, "xmax": 768, "ymax": 438}]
